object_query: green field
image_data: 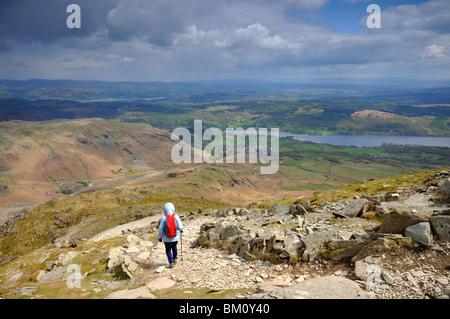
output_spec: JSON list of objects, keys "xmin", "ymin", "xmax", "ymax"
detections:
[{"xmin": 276, "ymin": 138, "xmax": 450, "ymax": 192}]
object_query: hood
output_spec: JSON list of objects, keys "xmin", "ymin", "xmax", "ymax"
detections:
[{"xmin": 163, "ymin": 202, "xmax": 175, "ymax": 216}]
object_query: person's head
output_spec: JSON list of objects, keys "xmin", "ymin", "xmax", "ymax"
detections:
[{"xmin": 164, "ymin": 202, "xmax": 175, "ymax": 216}]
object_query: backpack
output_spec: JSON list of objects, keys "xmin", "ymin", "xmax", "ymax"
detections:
[{"xmin": 164, "ymin": 213, "xmax": 177, "ymax": 238}]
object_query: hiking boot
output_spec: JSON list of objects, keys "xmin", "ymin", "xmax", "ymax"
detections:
[
  {"xmin": 173, "ymin": 259, "xmax": 177, "ymax": 264},
  {"xmin": 169, "ymin": 263, "xmax": 175, "ymax": 268}
]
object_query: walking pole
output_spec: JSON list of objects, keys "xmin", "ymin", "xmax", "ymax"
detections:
[{"xmin": 180, "ymin": 231, "xmax": 183, "ymax": 261}]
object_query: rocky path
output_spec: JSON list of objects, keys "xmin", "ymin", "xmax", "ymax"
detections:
[
  {"xmin": 106, "ymin": 206, "xmax": 449, "ymax": 299},
  {"xmin": 128, "ymin": 216, "xmax": 308, "ymax": 293}
]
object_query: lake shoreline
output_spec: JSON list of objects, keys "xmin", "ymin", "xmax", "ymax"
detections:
[{"xmin": 279, "ymin": 131, "xmax": 450, "ymax": 148}]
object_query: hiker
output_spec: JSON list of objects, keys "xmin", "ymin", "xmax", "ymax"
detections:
[{"xmin": 158, "ymin": 202, "xmax": 183, "ymax": 268}]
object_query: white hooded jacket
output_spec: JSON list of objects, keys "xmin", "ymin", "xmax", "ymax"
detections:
[{"xmin": 158, "ymin": 203, "xmax": 183, "ymax": 243}]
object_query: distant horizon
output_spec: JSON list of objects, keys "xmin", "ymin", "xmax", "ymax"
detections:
[{"xmin": 1, "ymin": 77, "xmax": 449, "ymax": 87}]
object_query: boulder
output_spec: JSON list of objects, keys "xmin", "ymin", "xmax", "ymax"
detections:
[
  {"xmin": 438, "ymin": 178, "xmax": 450, "ymax": 196},
  {"xmin": 36, "ymin": 266, "xmax": 66, "ymax": 283},
  {"xmin": 377, "ymin": 211, "xmax": 423, "ymax": 234},
  {"xmin": 256, "ymin": 227, "xmax": 272, "ymax": 240},
  {"xmin": 200, "ymin": 222, "xmax": 216, "ymax": 233},
  {"xmin": 404, "ymin": 222, "xmax": 433, "ymax": 246},
  {"xmin": 146, "ymin": 277, "xmax": 176, "ymax": 291},
  {"xmin": 9, "ymin": 287, "xmax": 38, "ymax": 297},
  {"xmin": 268, "ymin": 204, "xmax": 290, "ymax": 215},
  {"xmin": 354, "ymin": 256, "xmax": 381, "ymax": 281},
  {"xmin": 249, "ymin": 237, "xmax": 266, "ymax": 257},
  {"xmin": 125, "ymin": 245, "xmax": 141, "ymax": 255},
  {"xmin": 266, "ymin": 234, "xmax": 285, "ymax": 255},
  {"xmin": 124, "ymin": 234, "xmax": 140, "ymax": 247},
  {"xmin": 221, "ymin": 224, "xmax": 239, "ymax": 239},
  {"xmin": 249, "ymin": 275, "xmax": 372, "ymax": 299},
  {"xmin": 326, "ymin": 239, "xmax": 367, "ymax": 262},
  {"xmin": 107, "ymin": 247, "xmax": 126, "ymax": 269},
  {"xmin": 429, "ymin": 215, "xmax": 450, "ymax": 242},
  {"xmin": 105, "ymin": 286, "xmax": 156, "ymax": 299},
  {"xmin": 238, "ymin": 243, "xmax": 251, "ymax": 256},
  {"xmin": 300, "ymin": 230, "xmax": 337, "ymax": 261},
  {"xmin": 351, "ymin": 238, "xmax": 397, "ymax": 262},
  {"xmin": 290, "ymin": 204, "xmax": 308, "ymax": 216},
  {"xmin": 196, "ymin": 234, "xmax": 208, "ymax": 246},
  {"xmin": 231, "ymin": 237, "xmax": 248, "ymax": 254},
  {"xmin": 207, "ymin": 230, "xmax": 220, "ymax": 241},
  {"xmin": 340, "ymin": 199, "xmax": 373, "ymax": 218}
]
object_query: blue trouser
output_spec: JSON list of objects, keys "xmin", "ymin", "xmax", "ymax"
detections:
[{"xmin": 164, "ymin": 241, "xmax": 178, "ymax": 264}]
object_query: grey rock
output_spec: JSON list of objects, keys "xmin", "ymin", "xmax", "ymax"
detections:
[
  {"xmin": 105, "ymin": 286, "xmax": 155, "ymax": 299},
  {"xmin": 327, "ymin": 239, "xmax": 366, "ymax": 262},
  {"xmin": 444, "ymin": 286, "xmax": 450, "ymax": 297},
  {"xmin": 351, "ymin": 238, "xmax": 397, "ymax": 262},
  {"xmin": 301, "ymin": 230, "xmax": 337, "ymax": 261},
  {"xmin": 9, "ymin": 287, "xmax": 38, "ymax": 297},
  {"xmin": 429, "ymin": 215, "xmax": 450, "ymax": 242},
  {"xmin": 250, "ymin": 275, "xmax": 372, "ymax": 299},
  {"xmin": 354, "ymin": 256, "xmax": 380, "ymax": 281},
  {"xmin": 284, "ymin": 236, "xmax": 303, "ymax": 259},
  {"xmin": 155, "ymin": 266, "xmax": 166, "ymax": 273},
  {"xmin": 221, "ymin": 224, "xmax": 239, "ymax": 239},
  {"xmin": 249, "ymin": 237, "xmax": 266, "ymax": 256},
  {"xmin": 381, "ymin": 270, "xmax": 395, "ymax": 285},
  {"xmin": 404, "ymin": 222, "xmax": 433, "ymax": 246},
  {"xmin": 291, "ymin": 204, "xmax": 308, "ymax": 216},
  {"xmin": 36, "ymin": 266, "xmax": 66, "ymax": 283},
  {"xmin": 268, "ymin": 204, "xmax": 290, "ymax": 215},
  {"xmin": 256, "ymin": 227, "xmax": 269, "ymax": 240},
  {"xmin": 146, "ymin": 277, "xmax": 176, "ymax": 291},
  {"xmin": 207, "ymin": 230, "xmax": 220, "ymax": 241},
  {"xmin": 340, "ymin": 199, "xmax": 373, "ymax": 218},
  {"xmin": 438, "ymin": 178, "xmax": 450, "ymax": 196},
  {"xmin": 378, "ymin": 211, "xmax": 423, "ymax": 234}
]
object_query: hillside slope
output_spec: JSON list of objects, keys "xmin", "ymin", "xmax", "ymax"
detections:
[
  {"xmin": 0, "ymin": 168, "xmax": 448, "ymax": 299},
  {"xmin": 0, "ymin": 118, "xmax": 176, "ymax": 205}
]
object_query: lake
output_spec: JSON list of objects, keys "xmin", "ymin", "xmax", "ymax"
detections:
[
  {"xmin": 279, "ymin": 132, "xmax": 450, "ymax": 148},
  {"xmin": 78, "ymin": 97, "xmax": 167, "ymax": 103}
]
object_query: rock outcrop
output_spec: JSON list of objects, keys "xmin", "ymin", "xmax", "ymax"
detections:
[{"xmin": 107, "ymin": 234, "xmax": 153, "ymax": 278}]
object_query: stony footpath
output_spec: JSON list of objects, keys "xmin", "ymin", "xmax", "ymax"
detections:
[
  {"xmin": 100, "ymin": 215, "xmax": 374, "ymax": 299},
  {"xmin": 0, "ymin": 170, "xmax": 449, "ymax": 299},
  {"xmin": 99, "ymin": 171, "xmax": 450, "ymax": 299}
]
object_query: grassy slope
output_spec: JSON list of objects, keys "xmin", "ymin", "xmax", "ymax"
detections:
[
  {"xmin": 255, "ymin": 167, "xmax": 450, "ymax": 210},
  {"xmin": 0, "ymin": 186, "xmax": 226, "ymax": 261}
]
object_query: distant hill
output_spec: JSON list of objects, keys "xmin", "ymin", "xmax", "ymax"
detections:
[
  {"xmin": 0, "ymin": 79, "xmax": 449, "ymax": 136},
  {"xmin": 0, "ymin": 99, "xmax": 120, "ymax": 121},
  {"xmin": 0, "ymin": 118, "xmax": 176, "ymax": 205}
]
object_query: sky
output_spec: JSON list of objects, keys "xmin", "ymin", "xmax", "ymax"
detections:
[{"xmin": 0, "ymin": 0, "xmax": 449, "ymax": 83}]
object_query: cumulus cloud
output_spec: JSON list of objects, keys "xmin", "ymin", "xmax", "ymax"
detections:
[
  {"xmin": 214, "ymin": 23, "xmax": 295, "ymax": 50},
  {"xmin": 422, "ymin": 44, "xmax": 446, "ymax": 59},
  {"xmin": 0, "ymin": 0, "xmax": 449, "ymax": 81}
]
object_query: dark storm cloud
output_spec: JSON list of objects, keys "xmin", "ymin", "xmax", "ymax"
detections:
[
  {"xmin": 106, "ymin": 0, "xmax": 188, "ymax": 46},
  {"xmin": 0, "ymin": 0, "xmax": 119, "ymax": 50}
]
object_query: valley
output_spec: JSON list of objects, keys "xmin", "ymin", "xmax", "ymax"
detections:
[{"xmin": 0, "ymin": 80, "xmax": 449, "ymax": 300}]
